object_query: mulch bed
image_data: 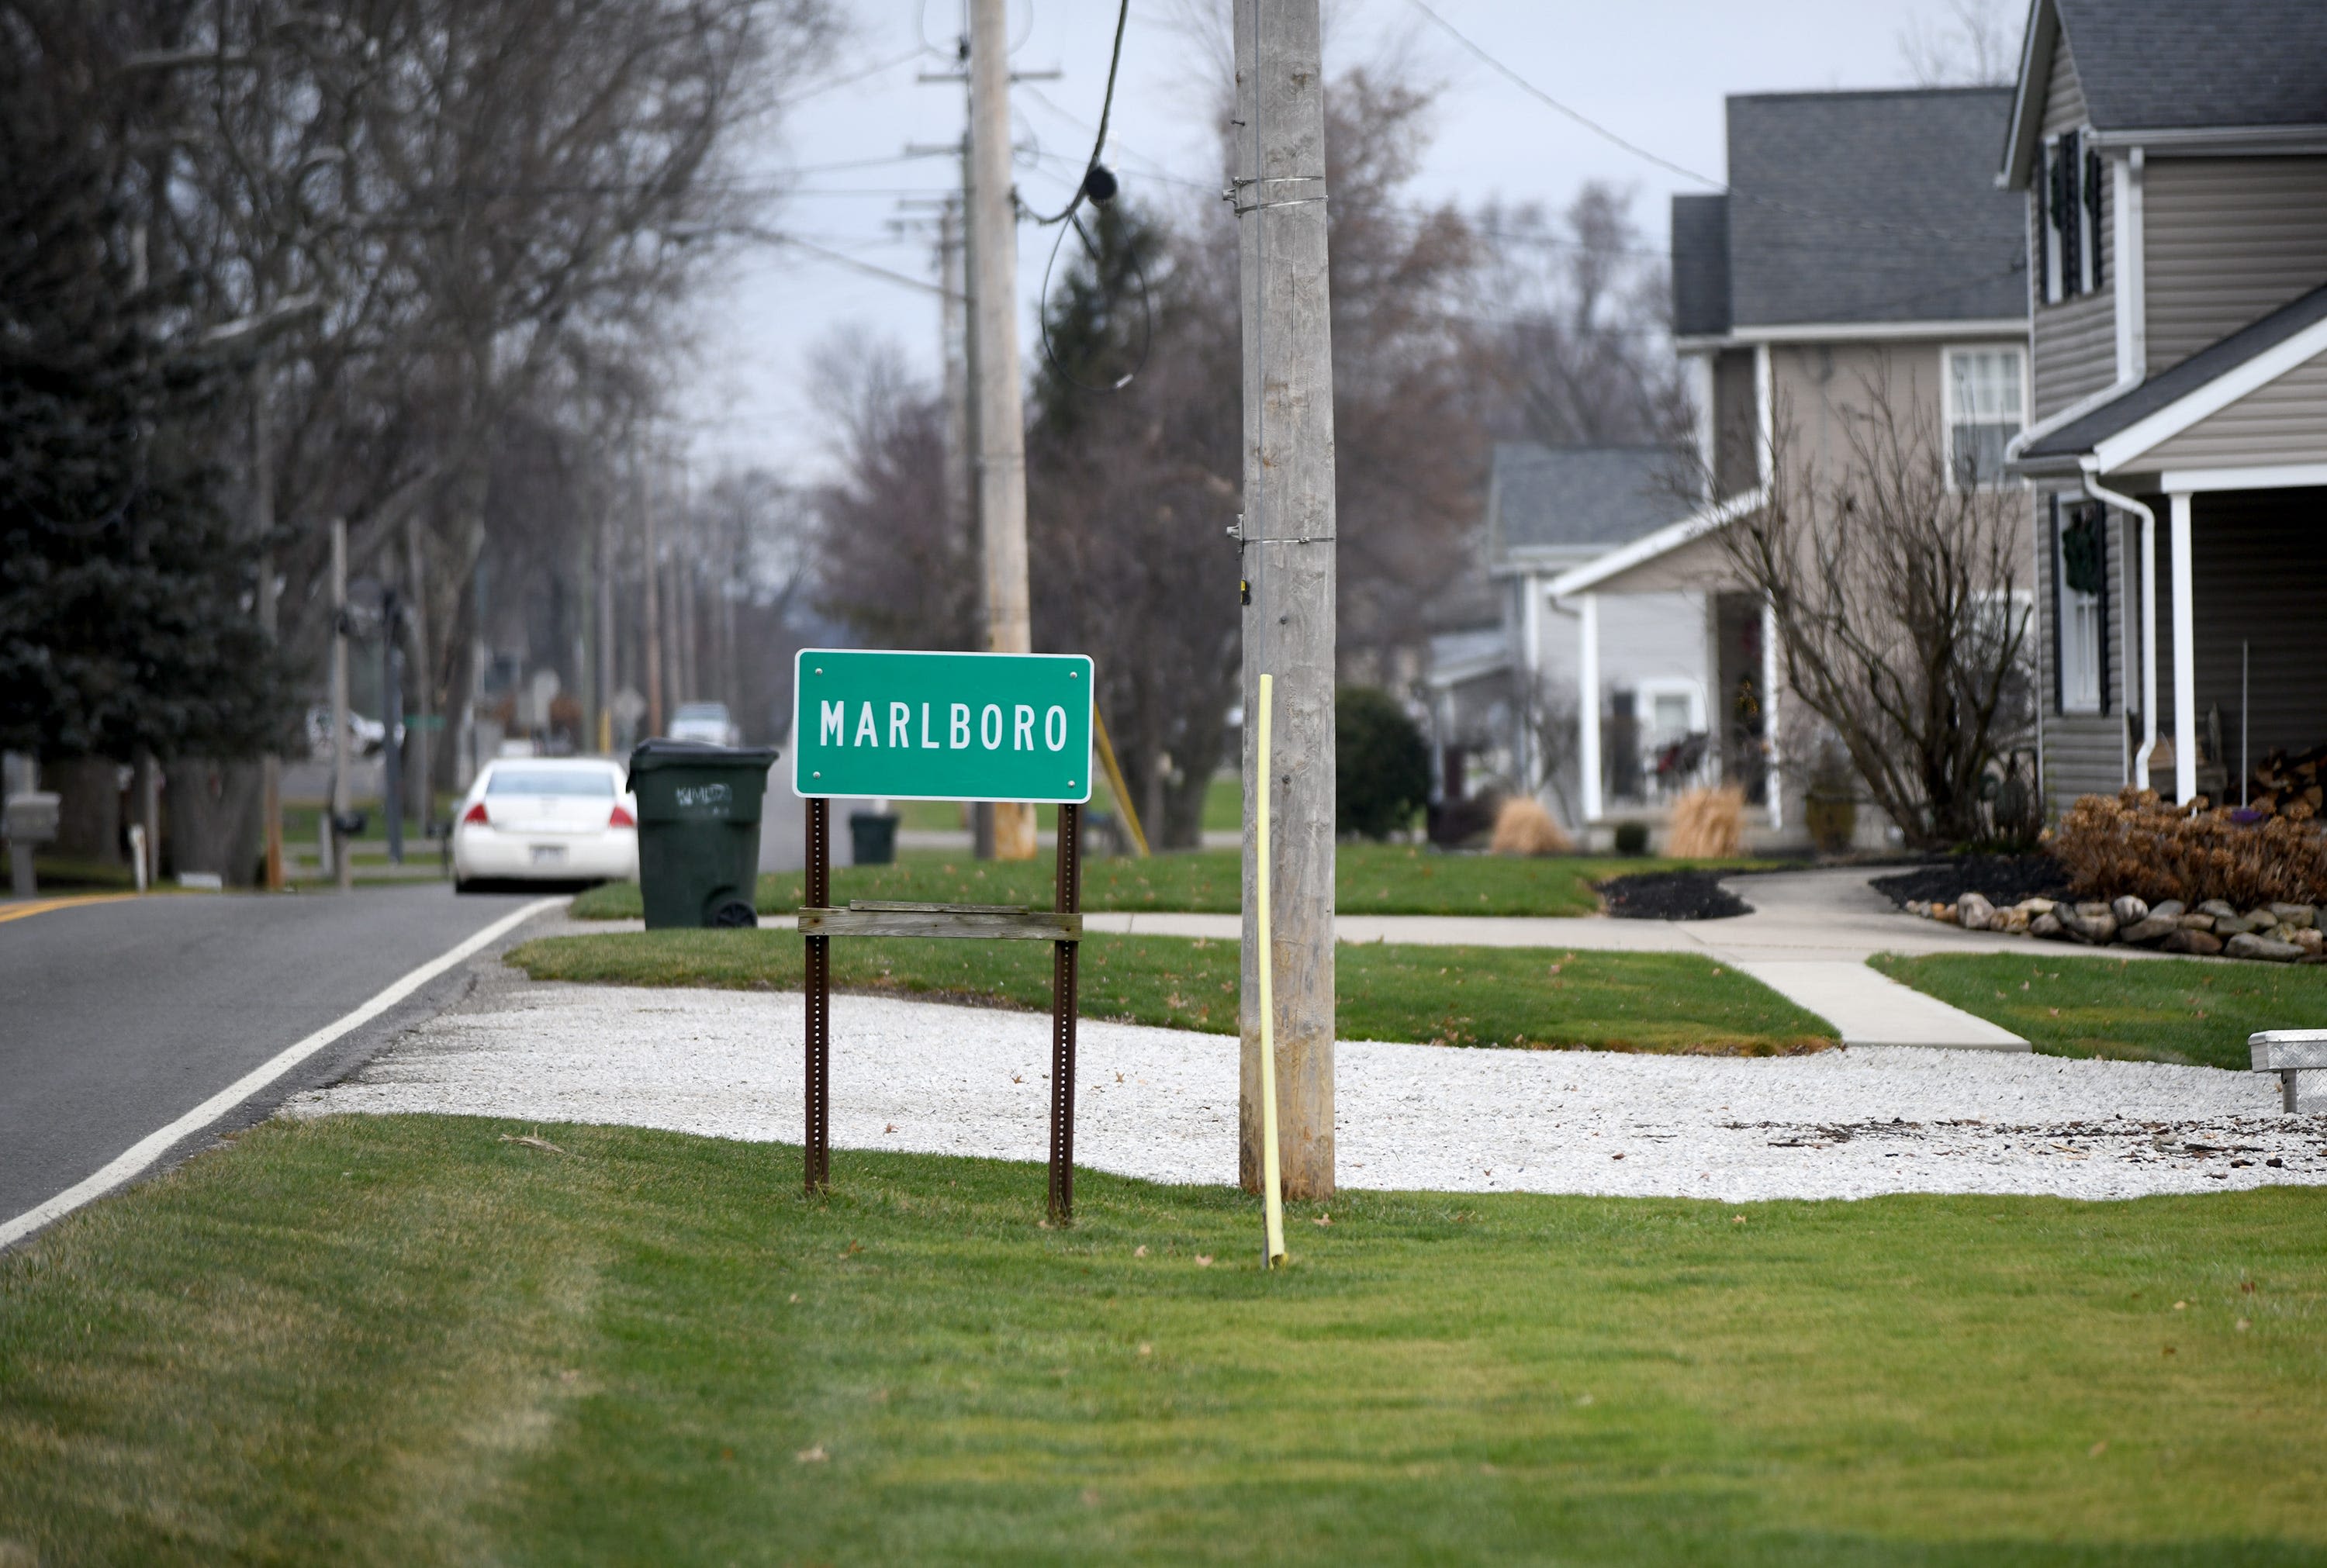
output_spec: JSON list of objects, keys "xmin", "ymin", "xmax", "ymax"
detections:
[
  {"xmin": 1598, "ymin": 869, "xmax": 1752, "ymax": 921},
  {"xmin": 1869, "ymin": 854, "xmax": 2072, "ymax": 910}
]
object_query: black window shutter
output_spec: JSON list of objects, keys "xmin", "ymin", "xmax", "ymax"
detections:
[
  {"xmin": 2096, "ymin": 503, "xmax": 2112, "ymax": 717},
  {"xmin": 2058, "ymin": 130, "xmax": 2082, "ymax": 297},
  {"xmin": 2049, "ymin": 496, "xmax": 2065, "ymax": 713},
  {"xmin": 2085, "ymin": 146, "xmax": 2105, "ymax": 291}
]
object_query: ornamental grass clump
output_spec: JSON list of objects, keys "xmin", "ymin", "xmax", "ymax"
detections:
[
  {"xmin": 1667, "ymin": 786, "xmax": 1745, "ymax": 859},
  {"xmin": 2053, "ymin": 788, "xmax": 2327, "ymax": 907}
]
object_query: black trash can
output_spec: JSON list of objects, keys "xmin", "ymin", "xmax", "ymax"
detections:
[
  {"xmin": 627, "ymin": 739, "xmax": 783, "ymax": 929},
  {"xmin": 848, "ymin": 810, "xmax": 900, "ymax": 866}
]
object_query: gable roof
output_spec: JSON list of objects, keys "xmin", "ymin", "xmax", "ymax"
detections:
[
  {"xmin": 2004, "ymin": 0, "xmax": 2327, "ymax": 185},
  {"xmin": 1718, "ymin": 88, "xmax": 2025, "ymax": 330},
  {"xmin": 1486, "ymin": 444, "xmax": 1695, "ymax": 567},
  {"xmin": 2017, "ymin": 282, "xmax": 2327, "ymax": 471}
]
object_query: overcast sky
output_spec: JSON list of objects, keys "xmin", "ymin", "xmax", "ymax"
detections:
[{"xmin": 679, "ymin": 0, "xmax": 1999, "ymax": 481}]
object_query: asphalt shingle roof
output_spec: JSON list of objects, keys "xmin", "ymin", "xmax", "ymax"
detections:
[
  {"xmin": 2020, "ymin": 281, "xmax": 2327, "ymax": 461},
  {"xmin": 1670, "ymin": 194, "xmax": 1731, "ymax": 337},
  {"xmin": 1723, "ymin": 88, "xmax": 2024, "ymax": 328},
  {"xmin": 2056, "ymin": 0, "xmax": 2327, "ymax": 131},
  {"xmin": 1489, "ymin": 444, "xmax": 1695, "ymax": 562}
]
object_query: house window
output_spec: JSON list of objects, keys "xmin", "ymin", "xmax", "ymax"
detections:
[
  {"xmin": 1947, "ymin": 347, "xmax": 2025, "ymax": 487},
  {"xmin": 2055, "ymin": 501, "xmax": 2106, "ymax": 714},
  {"xmin": 2040, "ymin": 132, "xmax": 2102, "ymax": 304}
]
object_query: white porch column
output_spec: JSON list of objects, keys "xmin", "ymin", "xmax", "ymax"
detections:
[
  {"xmin": 2137, "ymin": 505, "xmax": 2157, "ymax": 790},
  {"xmin": 2170, "ymin": 492, "xmax": 2197, "ymax": 803},
  {"xmin": 1520, "ymin": 572, "xmax": 1543, "ymax": 790},
  {"xmin": 1578, "ymin": 592, "xmax": 1603, "ymax": 824},
  {"xmin": 1760, "ymin": 597, "xmax": 1782, "ymax": 831}
]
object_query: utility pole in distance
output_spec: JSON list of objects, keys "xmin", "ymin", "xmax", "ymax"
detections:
[
  {"xmin": 1234, "ymin": 0, "xmax": 1337, "ymax": 1201},
  {"xmin": 966, "ymin": 0, "xmax": 1036, "ymax": 860},
  {"xmin": 330, "ymin": 517, "xmax": 354, "ymax": 894}
]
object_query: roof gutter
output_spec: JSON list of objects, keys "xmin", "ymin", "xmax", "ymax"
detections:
[{"xmin": 2080, "ymin": 461, "xmax": 2158, "ymax": 790}]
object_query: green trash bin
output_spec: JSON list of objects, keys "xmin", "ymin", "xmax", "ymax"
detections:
[{"xmin": 627, "ymin": 739, "xmax": 783, "ymax": 929}]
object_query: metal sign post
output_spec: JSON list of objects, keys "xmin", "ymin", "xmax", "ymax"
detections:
[{"xmin": 791, "ymin": 649, "xmax": 1094, "ymax": 1223}]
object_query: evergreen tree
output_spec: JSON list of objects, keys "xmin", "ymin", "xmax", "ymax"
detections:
[{"xmin": 0, "ymin": 7, "xmax": 296, "ymax": 762}]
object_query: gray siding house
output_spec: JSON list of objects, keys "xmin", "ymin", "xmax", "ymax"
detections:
[
  {"xmin": 1549, "ymin": 87, "xmax": 2031, "ymax": 838},
  {"xmin": 1423, "ymin": 444, "xmax": 1696, "ymax": 826},
  {"xmin": 2003, "ymin": 0, "xmax": 2327, "ymax": 812}
]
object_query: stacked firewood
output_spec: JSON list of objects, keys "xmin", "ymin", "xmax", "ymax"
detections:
[{"xmin": 2244, "ymin": 745, "xmax": 2327, "ymax": 817}]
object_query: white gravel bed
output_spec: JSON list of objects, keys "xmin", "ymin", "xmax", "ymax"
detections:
[{"xmin": 289, "ymin": 985, "xmax": 2327, "ymax": 1202}]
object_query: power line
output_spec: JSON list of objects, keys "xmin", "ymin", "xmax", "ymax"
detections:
[
  {"xmin": 1022, "ymin": 0, "xmax": 1130, "ymax": 226},
  {"xmin": 1399, "ymin": 0, "xmax": 1977, "ymax": 246}
]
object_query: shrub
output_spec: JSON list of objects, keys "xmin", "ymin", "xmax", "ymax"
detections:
[
  {"xmin": 1488, "ymin": 796, "xmax": 1572, "ymax": 855},
  {"xmin": 1335, "ymin": 686, "xmax": 1430, "ymax": 840},
  {"xmin": 1612, "ymin": 820, "xmax": 1650, "ymax": 855},
  {"xmin": 1667, "ymin": 786, "xmax": 1745, "ymax": 858},
  {"xmin": 2052, "ymin": 789, "xmax": 2327, "ymax": 907}
]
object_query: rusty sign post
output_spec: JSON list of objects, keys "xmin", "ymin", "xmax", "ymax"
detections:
[{"xmin": 791, "ymin": 649, "xmax": 1094, "ymax": 1222}]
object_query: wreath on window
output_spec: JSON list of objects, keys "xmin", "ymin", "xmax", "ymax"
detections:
[{"xmin": 2061, "ymin": 509, "xmax": 2105, "ymax": 596}]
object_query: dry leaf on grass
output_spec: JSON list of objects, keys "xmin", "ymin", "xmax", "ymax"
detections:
[
  {"xmin": 795, "ymin": 1445, "xmax": 828, "ymax": 1464},
  {"xmin": 499, "ymin": 1133, "xmax": 568, "ymax": 1155}
]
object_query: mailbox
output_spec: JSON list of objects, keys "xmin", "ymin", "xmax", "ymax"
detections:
[{"xmin": 2, "ymin": 791, "xmax": 60, "ymax": 844}]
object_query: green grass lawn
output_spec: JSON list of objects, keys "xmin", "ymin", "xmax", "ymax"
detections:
[
  {"xmin": 5, "ymin": 1116, "xmax": 2324, "ymax": 1565},
  {"xmin": 508, "ymin": 930, "xmax": 1834, "ymax": 1054},
  {"xmin": 569, "ymin": 845, "xmax": 1766, "ymax": 920},
  {"xmin": 890, "ymin": 775, "xmax": 1243, "ymax": 836},
  {"xmin": 1870, "ymin": 952, "xmax": 2327, "ymax": 1072}
]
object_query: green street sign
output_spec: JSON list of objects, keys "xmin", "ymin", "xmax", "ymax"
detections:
[{"xmin": 791, "ymin": 648, "xmax": 1094, "ymax": 803}]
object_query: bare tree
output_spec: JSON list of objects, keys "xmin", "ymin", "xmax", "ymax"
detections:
[
  {"xmin": 1473, "ymin": 184, "xmax": 1689, "ymax": 449},
  {"xmin": 811, "ymin": 331, "xmax": 983, "ymax": 656},
  {"xmin": 1899, "ymin": 0, "xmax": 2022, "ymax": 88},
  {"xmin": 1718, "ymin": 379, "xmax": 2032, "ymax": 848}
]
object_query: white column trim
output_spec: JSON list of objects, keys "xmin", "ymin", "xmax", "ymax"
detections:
[
  {"xmin": 2113, "ymin": 148, "xmax": 2145, "ymax": 381},
  {"xmin": 1753, "ymin": 343, "xmax": 1775, "ymax": 487},
  {"xmin": 1760, "ymin": 597, "xmax": 1782, "ymax": 831},
  {"xmin": 2134, "ymin": 506, "xmax": 2157, "ymax": 789},
  {"xmin": 1520, "ymin": 572, "xmax": 1543, "ymax": 792},
  {"xmin": 1578, "ymin": 592, "xmax": 1603, "ymax": 825},
  {"xmin": 2169, "ymin": 492, "xmax": 2197, "ymax": 804}
]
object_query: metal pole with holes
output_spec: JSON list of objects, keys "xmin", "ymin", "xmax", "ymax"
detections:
[
  {"xmin": 1048, "ymin": 802, "xmax": 1082, "ymax": 1223},
  {"xmin": 804, "ymin": 795, "xmax": 831, "ymax": 1193}
]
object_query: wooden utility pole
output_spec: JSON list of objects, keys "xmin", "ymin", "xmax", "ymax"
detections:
[
  {"xmin": 254, "ymin": 374, "xmax": 283, "ymax": 890},
  {"xmin": 596, "ymin": 479, "xmax": 615, "ymax": 753},
  {"xmin": 967, "ymin": 0, "xmax": 1037, "ymax": 860},
  {"xmin": 330, "ymin": 518, "xmax": 354, "ymax": 893},
  {"xmin": 639, "ymin": 433, "xmax": 663, "ymax": 738},
  {"xmin": 1234, "ymin": 0, "xmax": 1337, "ymax": 1200}
]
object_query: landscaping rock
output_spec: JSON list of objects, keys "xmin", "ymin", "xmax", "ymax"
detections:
[
  {"xmin": 1998, "ymin": 907, "xmax": 2031, "ymax": 934},
  {"xmin": 1957, "ymin": 892, "xmax": 1997, "ymax": 931},
  {"xmin": 2016, "ymin": 896, "xmax": 2058, "ymax": 916},
  {"xmin": 2161, "ymin": 928, "xmax": 2225, "ymax": 956},
  {"xmin": 2226, "ymin": 932, "xmax": 2303, "ymax": 963},
  {"xmin": 2030, "ymin": 912, "xmax": 2066, "ymax": 939},
  {"xmin": 2119, "ymin": 914, "xmax": 2180, "ymax": 946},
  {"xmin": 1931, "ymin": 903, "xmax": 1959, "ymax": 925},
  {"xmin": 2271, "ymin": 903, "xmax": 2317, "ymax": 930},
  {"xmin": 2149, "ymin": 900, "xmax": 2187, "ymax": 923},
  {"xmin": 2179, "ymin": 912, "xmax": 2216, "ymax": 931},
  {"xmin": 2057, "ymin": 903, "xmax": 2119, "ymax": 944},
  {"xmin": 2215, "ymin": 914, "xmax": 2260, "ymax": 937},
  {"xmin": 2297, "ymin": 929, "xmax": 2325, "ymax": 956},
  {"xmin": 2111, "ymin": 895, "xmax": 2150, "ymax": 926},
  {"xmin": 2197, "ymin": 899, "xmax": 2239, "ymax": 920}
]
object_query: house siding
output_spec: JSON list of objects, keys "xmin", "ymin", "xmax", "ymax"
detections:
[
  {"xmin": 1713, "ymin": 348, "xmax": 1758, "ymax": 498},
  {"xmin": 2027, "ymin": 29, "xmax": 2115, "ymax": 422},
  {"xmin": 2143, "ymin": 157, "xmax": 2327, "ymax": 374},
  {"xmin": 2141, "ymin": 347, "xmax": 2327, "ymax": 469}
]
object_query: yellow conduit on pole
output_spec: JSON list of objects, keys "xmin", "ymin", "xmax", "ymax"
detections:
[
  {"xmin": 1256, "ymin": 673, "xmax": 1287, "ymax": 1268},
  {"xmin": 1091, "ymin": 704, "xmax": 1150, "ymax": 857}
]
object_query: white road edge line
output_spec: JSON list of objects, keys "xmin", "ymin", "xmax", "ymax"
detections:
[{"xmin": 0, "ymin": 896, "xmax": 563, "ymax": 1251}]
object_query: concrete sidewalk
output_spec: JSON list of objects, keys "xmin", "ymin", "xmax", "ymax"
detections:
[
  {"xmin": 735, "ymin": 869, "xmax": 2047, "ymax": 1052},
  {"xmin": 1079, "ymin": 868, "xmax": 2054, "ymax": 1051}
]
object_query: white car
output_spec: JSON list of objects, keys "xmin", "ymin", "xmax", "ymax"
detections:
[
  {"xmin": 452, "ymin": 757, "xmax": 637, "ymax": 890},
  {"xmin": 668, "ymin": 701, "xmax": 742, "ymax": 748}
]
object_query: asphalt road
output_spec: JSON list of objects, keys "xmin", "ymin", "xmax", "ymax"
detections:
[{"xmin": 1, "ymin": 884, "xmax": 555, "ymax": 1233}]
